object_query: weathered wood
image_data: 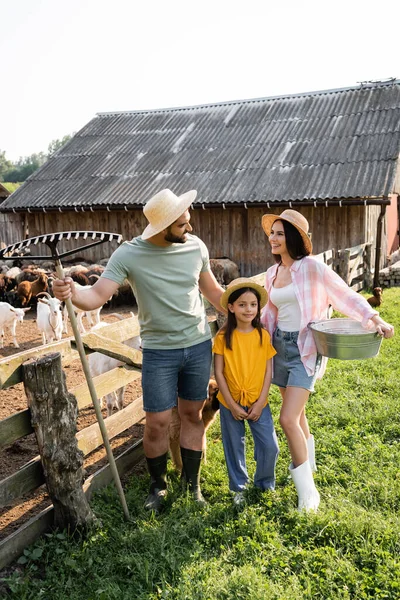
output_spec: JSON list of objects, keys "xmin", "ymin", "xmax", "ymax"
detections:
[
  {"xmin": 79, "ymin": 332, "xmax": 142, "ymax": 368},
  {"xmin": 0, "ymin": 457, "xmax": 44, "ymax": 508},
  {"xmin": 76, "ymin": 397, "xmax": 145, "ymax": 455},
  {"xmin": 0, "ymin": 409, "xmax": 33, "ymax": 448},
  {"xmin": 0, "ymin": 340, "xmax": 78, "ymax": 390},
  {"xmin": 0, "ymin": 365, "xmax": 142, "ymax": 448},
  {"xmin": 0, "ymin": 439, "xmax": 144, "ymax": 571},
  {"xmin": 0, "ymin": 398, "xmax": 145, "ymax": 505},
  {"xmin": 23, "ymin": 352, "xmax": 95, "ymax": 530},
  {"xmin": 72, "ymin": 364, "xmax": 142, "ymax": 411},
  {"xmin": 364, "ymin": 243, "xmax": 373, "ymax": 288}
]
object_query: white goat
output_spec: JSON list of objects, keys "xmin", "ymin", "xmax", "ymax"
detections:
[
  {"xmin": 36, "ymin": 292, "xmax": 63, "ymax": 344},
  {"xmin": 62, "ymin": 283, "xmax": 103, "ymax": 334},
  {"xmin": 88, "ymin": 319, "xmax": 141, "ymax": 417},
  {"xmin": 0, "ymin": 302, "xmax": 30, "ymax": 348}
]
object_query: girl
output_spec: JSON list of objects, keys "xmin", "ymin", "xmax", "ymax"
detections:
[
  {"xmin": 213, "ymin": 278, "xmax": 279, "ymax": 505},
  {"xmin": 260, "ymin": 209, "xmax": 394, "ymax": 512}
]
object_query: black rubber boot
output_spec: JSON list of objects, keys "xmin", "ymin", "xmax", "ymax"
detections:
[
  {"xmin": 144, "ymin": 452, "xmax": 168, "ymax": 513},
  {"xmin": 180, "ymin": 447, "xmax": 206, "ymax": 505}
]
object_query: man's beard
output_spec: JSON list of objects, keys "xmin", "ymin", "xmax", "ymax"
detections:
[{"xmin": 164, "ymin": 231, "xmax": 187, "ymax": 244}]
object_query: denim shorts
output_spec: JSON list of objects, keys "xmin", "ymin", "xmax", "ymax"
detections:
[
  {"xmin": 272, "ymin": 328, "xmax": 321, "ymax": 393},
  {"xmin": 141, "ymin": 339, "xmax": 212, "ymax": 412}
]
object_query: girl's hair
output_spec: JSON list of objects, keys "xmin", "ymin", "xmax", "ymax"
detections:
[
  {"xmin": 272, "ymin": 219, "xmax": 310, "ymax": 263},
  {"xmin": 223, "ymin": 287, "xmax": 263, "ymax": 350}
]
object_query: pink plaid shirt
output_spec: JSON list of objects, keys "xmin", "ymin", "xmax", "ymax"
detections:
[{"xmin": 261, "ymin": 257, "xmax": 378, "ymax": 378}]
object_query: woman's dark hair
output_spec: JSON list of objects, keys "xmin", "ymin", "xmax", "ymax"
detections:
[
  {"xmin": 223, "ymin": 287, "xmax": 264, "ymax": 350},
  {"xmin": 272, "ymin": 219, "xmax": 310, "ymax": 263}
]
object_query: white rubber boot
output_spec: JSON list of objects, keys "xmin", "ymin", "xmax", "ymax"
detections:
[
  {"xmin": 289, "ymin": 460, "xmax": 320, "ymax": 512},
  {"xmin": 307, "ymin": 435, "xmax": 317, "ymax": 473}
]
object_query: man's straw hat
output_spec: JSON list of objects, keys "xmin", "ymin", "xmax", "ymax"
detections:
[
  {"xmin": 220, "ymin": 277, "xmax": 268, "ymax": 311},
  {"xmin": 261, "ymin": 209, "xmax": 312, "ymax": 253},
  {"xmin": 142, "ymin": 189, "xmax": 197, "ymax": 240}
]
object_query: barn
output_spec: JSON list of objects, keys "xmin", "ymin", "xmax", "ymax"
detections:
[{"xmin": 1, "ymin": 79, "xmax": 399, "ymax": 278}]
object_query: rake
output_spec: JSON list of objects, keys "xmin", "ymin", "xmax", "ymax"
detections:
[{"xmin": 0, "ymin": 231, "xmax": 131, "ymax": 520}]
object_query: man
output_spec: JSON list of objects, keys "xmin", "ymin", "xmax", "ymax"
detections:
[{"xmin": 53, "ymin": 189, "xmax": 225, "ymax": 511}]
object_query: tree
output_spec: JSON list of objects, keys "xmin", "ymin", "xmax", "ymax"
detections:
[
  {"xmin": 0, "ymin": 150, "xmax": 13, "ymax": 182},
  {"xmin": 47, "ymin": 134, "xmax": 72, "ymax": 157}
]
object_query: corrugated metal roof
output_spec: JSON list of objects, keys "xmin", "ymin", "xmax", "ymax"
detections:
[{"xmin": 2, "ymin": 80, "xmax": 400, "ymax": 211}]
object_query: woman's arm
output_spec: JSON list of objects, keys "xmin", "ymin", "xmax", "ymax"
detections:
[{"xmin": 214, "ymin": 354, "xmax": 248, "ymax": 420}]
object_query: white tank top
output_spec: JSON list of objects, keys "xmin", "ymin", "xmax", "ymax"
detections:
[{"xmin": 269, "ymin": 283, "xmax": 301, "ymax": 332}]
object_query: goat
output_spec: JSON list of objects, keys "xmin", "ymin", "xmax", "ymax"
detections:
[
  {"xmin": 17, "ymin": 272, "xmax": 48, "ymax": 307},
  {"xmin": 36, "ymin": 292, "xmax": 63, "ymax": 344},
  {"xmin": 87, "ymin": 318, "xmax": 142, "ymax": 417},
  {"xmin": 168, "ymin": 378, "xmax": 220, "ymax": 472},
  {"xmin": 210, "ymin": 258, "xmax": 240, "ymax": 286},
  {"xmin": 367, "ymin": 287, "xmax": 383, "ymax": 308},
  {"xmin": 0, "ymin": 302, "xmax": 30, "ymax": 348}
]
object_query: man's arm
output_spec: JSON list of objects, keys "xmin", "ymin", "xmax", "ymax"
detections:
[
  {"xmin": 53, "ymin": 276, "xmax": 120, "ymax": 311},
  {"xmin": 198, "ymin": 270, "xmax": 225, "ymax": 313}
]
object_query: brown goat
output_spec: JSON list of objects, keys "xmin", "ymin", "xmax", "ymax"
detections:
[
  {"xmin": 17, "ymin": 273, "xmax": 48, "ymax": 307},
  {"xmin": 367, "ymin": 287, "xmax": 383, "ymax": 308}
]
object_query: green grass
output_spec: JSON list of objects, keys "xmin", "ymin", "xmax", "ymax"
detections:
[{"xmin": 2, "ymin": 289, "xmax": 400, "ymax": 599}]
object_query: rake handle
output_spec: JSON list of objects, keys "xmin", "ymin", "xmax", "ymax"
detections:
[{"xmin": 55, "ymin": 263, "xmax": 130, "ymax": 521}]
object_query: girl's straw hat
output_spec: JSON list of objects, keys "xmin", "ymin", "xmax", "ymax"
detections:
[
  {"xmin": 261, "ymin": 209, "xmax": 312, "ymax": 253},
  {"xmin": 220, "ymin": 277, "xmax": 268, "ymax": 310},
  {"xmin": 142, "ymin": 188, "xmax": 197, "ymax": 240}
]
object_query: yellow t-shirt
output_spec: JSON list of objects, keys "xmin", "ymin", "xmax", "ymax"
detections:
[{"xmin": 212, "ymin": 328, "xmax": 276, "ymax": 409}]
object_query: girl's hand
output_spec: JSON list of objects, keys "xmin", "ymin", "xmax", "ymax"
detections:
[
  {"xmin": 230, "ymin": 404, "xmax": 248, "ymax": 421},
  {"xmin": 370, "ymin": 315, "xmax": 394, "ymax": 338},
  {"xmin": 247, "ymin": 401, "xmax": 263, "ymax": 422}
]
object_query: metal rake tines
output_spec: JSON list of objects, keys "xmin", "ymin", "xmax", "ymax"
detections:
[{"xmin": 0, "ymin": 231, "xmax": 123, "ymax": 260}]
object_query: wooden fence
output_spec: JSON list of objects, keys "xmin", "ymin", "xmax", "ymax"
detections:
[{"xmin": 0, "ymin": 248, "xmax": 370, "ymax": 570}]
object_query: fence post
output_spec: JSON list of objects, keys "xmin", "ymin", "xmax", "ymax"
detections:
[
  {"xmin": 336, "ymin": 249, "xmax": 351, "ymax": 284},
  {"xmin": 22, "ymin": 352, "xmax": 95, "ymax": 531},
  {"xmin": 364, "ymin": 243, "xmax": 373, "ymax": 289}
]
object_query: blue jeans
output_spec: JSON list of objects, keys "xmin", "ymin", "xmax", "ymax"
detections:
[
  {"xmin": 219, "ymin": 403, "xmax": 279, "ymax": 492},
  {"xmin": 142, "ymin": 339, "xmax": 212, "ymax": 412},
  {"xmin": 272, "ymin": 328, "xmax": 321, "ymax": 392}
]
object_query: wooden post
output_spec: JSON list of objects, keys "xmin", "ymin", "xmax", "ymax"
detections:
[
  {"xmin": 364, "ymin": 243, "xmax": 373, "ymax": 289},
  {"xmin": 23, "ymin": 352, "xmax": 95, "ymax": 531}
]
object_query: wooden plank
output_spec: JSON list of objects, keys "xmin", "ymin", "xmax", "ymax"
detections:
[
  {"xmin": 75, "ymin": 315, "xmax": 141, "ymax": 345},
  {"xmin": 0, "ymin": 340, "xmax": 78, "ymax": 390},
  {"xmin": 0, "ymin": 365, "xmax": 142, "ymax": 446},
  {"xmin": 0, "ymin": 439, "xmax": 144, "ymax": 570},
  {"xmin": 0, "ymin": 409, "xmax": 33, "ymax": 448},
  {"xmin": 76, "ymin": 397, "xmax": 145, "ymax": 455},
  {"xmin": 83, "ymin": 439, "xmax": 144, "ymax": 501},
  {"xmin": 0, "ymin": 457, "xmax": 44, "ymax": 508},
  {"xmin": 79, "ymin": 332, "xmax": 142, "ymax": 367},
  {"xmin": 72, "ymin": 365, "xmax": 142, "ymax": 411},
  {"xmin": 0, "ymin": 399, "xmax": 145, "ymax": 506}
]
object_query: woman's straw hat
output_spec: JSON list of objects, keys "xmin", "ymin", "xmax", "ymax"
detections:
[
  {"xmin": 261, "ymin": 209, "xmax": 312, "ymax": 253},
  {"xmin": 142, "ymin": 188, "xmax": 197, "ymax": 240},
  {"xmin": 220, "ymin": 277, "xmax": 268, "ymax": 311}
]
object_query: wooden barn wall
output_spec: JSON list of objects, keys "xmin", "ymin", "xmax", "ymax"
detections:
[
  {"xmin": 1, "ymin": 204, "xmax": 387, "ymax": 275},
  {"xmin": 0, "ymin": 212, "xmax": 24, "ymax": 248}
]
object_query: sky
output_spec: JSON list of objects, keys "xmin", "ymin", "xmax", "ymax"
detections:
[{"xmin": 1, "ymin": 0, "xmax": 399, "ymax": 161}]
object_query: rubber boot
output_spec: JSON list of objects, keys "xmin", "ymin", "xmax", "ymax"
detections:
[
  {"xmin": 180, "ymin": 447, "xmax": 206, "ymax": 505},
  {"xmin": 144, "ymin": 452, "xmax": 168, "ymax": 512},
  {"xmin": 307, "ymin": 435, "xmax": 317, "ymax": 473},
  {"xmin": 289, "ymin": 460, "xmax": 320, "ymax": 512}
]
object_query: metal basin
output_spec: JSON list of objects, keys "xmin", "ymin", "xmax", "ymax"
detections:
[{"xmin": 309, "ymin": 318, "xmax": 382, "ymax": 360}]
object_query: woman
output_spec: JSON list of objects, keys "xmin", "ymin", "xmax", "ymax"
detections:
[{"xmin": 260, "ymin": 209, "xmax": 394, "ymax": 511}]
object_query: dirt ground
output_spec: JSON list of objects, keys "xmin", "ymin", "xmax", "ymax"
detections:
[{"xmin": 0, "ymin": 305, "xmax": 146, "ymax": 543}]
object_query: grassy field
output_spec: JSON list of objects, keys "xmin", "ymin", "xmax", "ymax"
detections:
[{"xmin": 2, "ymin": 289, "xmax": 400, "ymax": 599}]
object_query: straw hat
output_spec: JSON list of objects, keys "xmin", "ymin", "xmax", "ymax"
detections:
[
  {"xmin": 142, "ymin": 188, "xmax": 197, "ymax": 240},
  {"xmin": 261, "ymin": 209, "xmax": 312, "ymax": 253},
  {"xmin": 220, "ymin": 277, "xmax": 268, "ymax": 311}
]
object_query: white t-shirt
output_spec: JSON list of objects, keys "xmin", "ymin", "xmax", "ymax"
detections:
[{"xmin": 269, "ymin": 283, "xmax": 302, "ymax": 332}]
